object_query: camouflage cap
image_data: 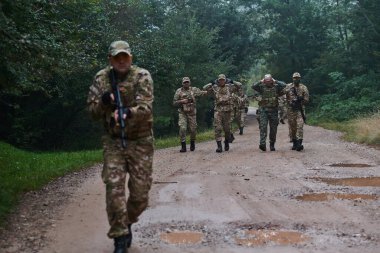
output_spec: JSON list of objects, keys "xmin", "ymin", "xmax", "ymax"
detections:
[
  {"xmin": 182, "ymin": 77, "xmax": 191, "ymax": 83},
  {"xmin": 109, "ymin": 40, "xmax": 132, "ymax": 56},
  {"xmin": 292, "ymin": 72, "xmax": 301, "ymax": 78},
  {"xmin": 218, "ymin": 74, "xmax": 226, "ymax": 80},
  {"xmin": 264, "ymin": 74, "xmax": 273, "ymax": 82}
]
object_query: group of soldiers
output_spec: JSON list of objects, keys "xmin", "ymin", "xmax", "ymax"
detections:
[
  {"xmin": 87, "ymin": 40, "xmax": 309, "ymax": 253},
  {"xmin": 173, "ymin": 72, "xmax": 309, "ymax": 153}
]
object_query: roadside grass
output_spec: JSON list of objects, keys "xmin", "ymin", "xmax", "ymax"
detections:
[
  {"xmin": 315, "ymin": 112, "xmax": 380, "ymax": 146},
  {"xmin": 0, "ymin": 129, "xmax": 215, "ymax": 225},
  {"xmin": 0, "ymin": 142, "xmax": 102, "ymax": 225}
]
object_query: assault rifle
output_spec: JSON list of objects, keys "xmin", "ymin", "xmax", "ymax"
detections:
[
  {"xmin": 110, "ymin": 69, "xmax": 127, "ymax": 148},
  {"xmin": 291, "ymin": 87, "xmax": 306, "ymax": 123}
]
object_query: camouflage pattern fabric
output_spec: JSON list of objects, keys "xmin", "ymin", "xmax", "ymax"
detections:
[
  {"xmin": 203, "ymin": 82, "xmax": 233, "ymax": 141},
  {"xmin": 278, "ymin": 94, "xmax": 287, "ymax": 122},
  {"xmin": 173, "ymin": 86, "xmax": 207, "ymax": 142},
  {"xmin": 229, "ymin": 81, "xmax": 242, "ymax": 130},
  {"xmin": 258, "ymin": 108, "xmax": 279, "ymax": 145},
  {"xmin": 87, "ymin": 65, "xmax": 154, "ymax": 238},
  {"xmin": 284, "ymin": 83, "xmax": 309, "ymax": 140}
]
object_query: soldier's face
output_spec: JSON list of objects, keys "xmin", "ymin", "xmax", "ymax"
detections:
[
  {"xmin": 182, "ymin": 81, "xmax": 190, "ymax": 88},
  {"xmin": 293, "ymin": 77, "xmax": 301, "ymax": 84},
  {"xmin": 218, "ymin": 79, "xmax": 226, "ymax": 86},
  {"xmin": 109, "ymin": 53, "xmax": 132, "ymax": 75}
]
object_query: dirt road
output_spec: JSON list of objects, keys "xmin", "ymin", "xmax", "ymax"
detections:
[{"xmin": 1, "ymin": 109, "xmax": 379, "ymax": 253}]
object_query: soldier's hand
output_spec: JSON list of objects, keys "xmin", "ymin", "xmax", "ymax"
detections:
[
  {"xmin": 182, "ymin": 99, "xmax": 189, "ymax": 104},
  {"xmin": 114, "ymin": 108, "xmax": 130, "ymax": 122}
]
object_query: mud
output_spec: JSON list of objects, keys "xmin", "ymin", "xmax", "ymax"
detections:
[
  {"xmin": 235, "ymin": 230, "xmax": 309, "ymax": 246},
  {"xmin": 313, "ymin": 177, "xmax": 380, "ymax": 187},
  {"xmin": 160, "ymin": 231, "xmax": 204, "ymax": 244},
  {"xmin": 329, "ymin": 163, "xmax": 373, "ymax": 168},
  {"xmin": 296, "ymin": 193, "xmax": 378, "ymax": 201}
]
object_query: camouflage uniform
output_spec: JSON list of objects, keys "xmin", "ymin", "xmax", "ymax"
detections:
[
  {"xmin": 87, "ymin": 42, "xmax": 154, "ymax": 240},
  {"xmin": 173, "ymin": 77, "xmax": 207, "ymax": 150},
  {"xmin": 203, "ymin": 74, "xmax": 234, "ymax": 152},
  {"xmin": 229, "ymin": 81, "xmax": 242, "ymax": 140},
  {"xmin": 252, "ymin": 76, "xmax": 286, "ymax": 150},
  {"xmin": 284, "ymin": 72, "xmax": 309, "ymax": 150},
  {"xmin": 278, "ymin": 94, "xmax": 287, "ymax": 124}
]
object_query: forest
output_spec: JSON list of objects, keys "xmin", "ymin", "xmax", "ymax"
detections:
[{"xmin": 1, "ymin": 0, "xmax": 379, "ymax": 150}]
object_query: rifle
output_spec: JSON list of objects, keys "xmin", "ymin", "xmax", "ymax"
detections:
[
  {"xmin": 291, "ymin": 86, "xmax": 306, "ymax": 123},
  {"xmin": 110, "ymin": 69, "xmax": 127, "ymax": 148}
]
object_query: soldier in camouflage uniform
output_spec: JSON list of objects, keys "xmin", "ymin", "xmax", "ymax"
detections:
[
  {"xmin": 238, "ymin": 89, "xmax": 249, "ymax": 135},
  {"xmin": 228, "ymin": 80, "xmax": 242, "ymax": 142},
  {"xmin": 173, "ymin": 77, "xmax": 207, "ymax": 152},
  {"xmin": 284, "ymin": 72, "xmax": 309, "ymax": 151},
  {"xmin": 87, "ymin": 40, "xmax": 153, "ymax": 253},
  {"xmin": 203, "ymin": 74, "xmax": 234, "ymax": 153},
  {"xmin": 278, "ymin": 94, "xmax": 287, "ymax": 124},
  {"xmin": 252, "ymin": 74, "xmax": 286, "ymax": 151}
]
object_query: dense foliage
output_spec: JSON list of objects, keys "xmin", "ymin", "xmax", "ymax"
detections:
[{"xmin": 1, "ymin": 0, "xmax": 379, "ymax": 150}]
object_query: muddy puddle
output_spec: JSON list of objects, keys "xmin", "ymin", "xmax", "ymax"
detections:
[
  {"xmin": 296, "ymin": 193, "xmax": 378, "ymax": 201},
  {"xmin": 160, "ymin": 231, "xmax": 204, "ymax": 245},
  {"xmin": 328, "ymin": 163, "xmax": 373, "ymax": 168},
  {"xmin": 235, "ymin": 230, "xmax": 309, "ymax": 246},
  {"xmin": 313, "ymin": 177, "xmax": 380, "ymax": 187}
]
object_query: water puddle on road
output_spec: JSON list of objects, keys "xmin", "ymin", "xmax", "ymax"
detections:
[
  {"xmin": 329, "ymin": 163, "xmax": 373, "ymax": 168},
  {"xmin": 160, "ymin": 231, "xmax": 204, "ymax": 245},
  {"xmin": 296, "ymin": 193, "xmax": 378, "ymax": 201},
  {"xmin": 313, "ymin": 177, "xmax": 380, "ymax": 187},
  {"xmin": 235, "ymin": 230, "xmax": 309, "ymax": 246}
]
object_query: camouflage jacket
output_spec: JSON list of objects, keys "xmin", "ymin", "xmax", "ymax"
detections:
[
  {"xmin": 251, "ymin": 81, "xmax": 286, "ymax": 108},
  {"xmin": 284, "ymin": 83, "xmax": 309, "ymax": 110},
  {"xmin": 229, "ymin": 81, "xmax": 243, "ymax": 108},
  {"xmin": 173, "ymin": 86, "xmax": 207, "ymax": 114},
  {"xmin": 239, "ymin": 94, "xmax": 249, "ymax": 109},
  {"xmin": 203, "ymin": 83, "xmax": 235, "ymax": 112},
  {"xmin": 87, "ymin": 66, "xmax": 153, "ymax": 139}
]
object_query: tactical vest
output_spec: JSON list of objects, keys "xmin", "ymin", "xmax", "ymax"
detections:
[
  {"xmin": 178, "ymin": 88, "xmax": 196, "ymax": 114},
  {"xmin": 214, "ymin": 85, "xmax": 232, "ymax": 112},
  {"xmin": 259, "ymin": 85, "xmax": 279, "ymax": 108}
]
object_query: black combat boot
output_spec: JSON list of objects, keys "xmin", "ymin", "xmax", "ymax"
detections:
[
  {"xmin": 216, "ymin": 141, "xmax": 223, "ymax": 153},
  {"xmin": 114, "ymin": 235, "xmax": 128, "ymax": 253},
  {"xmin": 224, "ymin": 140, "xmax": 230, "ymax": 151},
  {"xmin": 291, "ymin": 139, "xmax": 297, "ymax": 150},
  {"xmin": 270, "ymin": 142, "xmax": 275, "ymax": 151},
  {"xmin": 190, "ymin": 140, "xmax": 195, "ymax": 151},
  {"xmin": 239, "ymin": 127, "xmax": 244, "ymax": 135},
  {"xmin": 296, "ymin": 139, "xmax": 304, "ymax": 151},
  {"xmin": 259, "ymin": 144, "xmax": 266, "ymax": 151},
  {"xmin": 280, "ymin": 119, "xmax": 285, "ymax": 124},
  {"xmin": 180, "ymin": 141, "xmax": 186, "ymax": 152},
  {"xmin": 229, "ymin": 133, "xmax": 235, "ymax": 143},
  {"xmin": 126, "ymin": 224, "xmax": 132, "ymax": 248}
]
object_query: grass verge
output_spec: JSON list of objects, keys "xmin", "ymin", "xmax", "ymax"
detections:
[{"xmin": 315, "ymin": 113, "xmax": 380, "ymax": 146}]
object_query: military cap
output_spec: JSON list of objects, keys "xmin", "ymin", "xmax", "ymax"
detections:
[
  {"xmin": 182, "ymin": 77, "xmax": 191, "ymax": 83},
  {"xmin": 292, "ymin": 72, "xmax": 301, "ymax": 78},
  {"xmin": 109, "ymin": 40, "xmax": 132, "ymax": 56},
  {"xmin": 218, "ymin": 74, "xmax": 226, "ymax": 80}
]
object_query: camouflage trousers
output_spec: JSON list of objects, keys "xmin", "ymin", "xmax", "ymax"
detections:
[
  {"xmin": 101, "ymin": 134, "xmax": 154, "ymax": 238},
  {"xmin": 258, "ymin": 107, "xmax": 279, "ymax": 145},
  {"xmin": 214, "ymin": 110, "xmax": 231, "ymax": 142},
  {"xmin": 279, "ymin": 104, "xmax": 287, "ymax": 121},
  {"xmin": 230, "ymin": 106, "xmax": 242, "ymax": 129},
  {"xmin": 239, "ymin": 109, "xmax": 247, "ymax": 128},
  {"xmin": 287, "ymin": 108, "xmax": 304, "ymax": 140},
  {"xmin": 178, "ymin": 112, "xmax": 197, "ymax": 142}
]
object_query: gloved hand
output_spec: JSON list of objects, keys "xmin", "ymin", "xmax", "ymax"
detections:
[{"xmin": 102, "ymin": 91, "xmax": 113, "ymax": 105}]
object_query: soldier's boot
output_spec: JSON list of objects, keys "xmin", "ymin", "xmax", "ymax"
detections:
[
  {"xmin": 229, "ymin": 133, "xmax": 235, "ymax": 143},
  {"xmin": 190, "ymin": 140, "xmax": 195, "ymax": 151},
  {"xmin": 180, "ymin": 141, "xmax": 187, "ymax": 153},
  {"xmin": 270, "ymin": 142, "xmax": 275, "ymax": 151},
  {"xmin": 126, "ymin": 224, "xmax": 132, "ymax": 248},
  {"xmin": 259, "ymin": 144, "xmax": 266, "ymax": 151},
  {"xmin": 224, "ymin": 140, "xmax": 230, "ymax": 151},
  {"xmin": 114, "ymin": 235, "xmax": 128, "ymax": 253},
  {"xmin": 280, "ymin": 119, "xmax": 285, "ymax": 124},
  {"xmin": 239, "ymin": 127, "xmax": 244, "ymax": 135},
  {"xmin": 296, "ymin": 139, "xmax": 304, "ymax": 151},
  {"xmin": 291, "ymin": 139, "xmax": 297, "ymax": 150},
  {"xmin": 216, "ymin": 141, "xmax": 223, "ymax": 153}
]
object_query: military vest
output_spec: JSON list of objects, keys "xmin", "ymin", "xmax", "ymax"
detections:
[
  {"xmin": 214, "ymin": 85, "xmax": 232, "ymax": 112},
  {"xmin": 259, "ymin": 85, "xmax": 279, "ymax": 108},
  {"xmin": 177, "ymin": 88, "xmax": 196, "ymax": 114}
]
